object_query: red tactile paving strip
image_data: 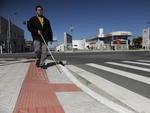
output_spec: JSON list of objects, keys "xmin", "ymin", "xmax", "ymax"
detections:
[
  {"xmin": 13, "ymin": 62, "xmax": 81, "ymax": 113},
  {"xmin": 49, "ymin": 84, "xmax": 81, "ymax": 92}
]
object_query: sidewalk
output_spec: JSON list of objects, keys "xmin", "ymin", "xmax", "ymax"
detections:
[{"xmin": 0, "ymin": 58, "xmax": 117, "ymax": 113}]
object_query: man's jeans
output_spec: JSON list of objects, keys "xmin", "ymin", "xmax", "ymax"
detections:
[{"xmin": 33, "ymin": 40, "xmax": 48, "ymax": 66}]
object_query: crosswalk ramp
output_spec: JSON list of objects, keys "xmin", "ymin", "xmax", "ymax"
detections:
[{"xmin": 66, "ymin": 59, "xmax": 150, "ymax": 113}]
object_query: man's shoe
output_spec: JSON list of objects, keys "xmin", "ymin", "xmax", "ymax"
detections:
[
  {"xmin": 39, "ymin": 63, "xmax": 47, "ymax": 69},
  {"xmin": 36, "ymin": 60, "xmax": 40, "ymax": 67}
]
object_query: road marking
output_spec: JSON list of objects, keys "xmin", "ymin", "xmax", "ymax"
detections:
[
  {"xmin": 62, "ymin": 65, "xmax": 136, "ymax": 113},
  {"xmin": 106, "ymin": 62, "xmax": 150, "ymax": 72},
  {"xmin": 137, "ymin": 60, "xmax": 150, "ymax": 63},
  {"xmin": 122, "ymin": 61, "xmax": 150, "ymax": 66},
  {"xmin": 87, "ymin": 63, "xmax": 150, "ymax": 85},
  {"xmin": 67, "ymin": 64, "xmax": 150, "ymax": 113}
]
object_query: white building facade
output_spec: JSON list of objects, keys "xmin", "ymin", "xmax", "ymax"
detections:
[
  {"xmin": 72, "ymin": 39, "xmax": 86, "ymax": 50},
  {"xmin": 56, "ymin": 43, "xmax": 65, "ymax": 52},
  {"xmin": 142, "ymin": 28, "xmax": 150, "ymax": 49}
]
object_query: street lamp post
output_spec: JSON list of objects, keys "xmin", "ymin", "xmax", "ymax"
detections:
[
  {"xmin": 70, "ymin": 25, "xmax": 74, "ymax": 51},
  {"xmin": 70, "ymin": 25, "xmax": 74, "ymax": 36},
  {"xmin": 7, "ymin": 15, "xmax": 11, "ymax": 53},
  {"xmin": 7, "ymin": 13, "xmax": 17, "ymax": 53}
]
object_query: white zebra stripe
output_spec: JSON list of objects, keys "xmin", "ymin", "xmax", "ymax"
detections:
[
  {"xmin": 137, "ymin": 60, "xmax": 150, "ymax": 63},
  {"xmin": 68, "ymin": 64, "xmax": 150, "ymax": 113},
  {"xmin": 88, "ymin": 62, "xmax": 150, "ymax": 85},
  {"xmin": 122, "ymin": 61, "xmax": 150, "ymax": 66},
  {"xmin": 106, "ymin": 62, "xmax": 150, "ymax": 72}
]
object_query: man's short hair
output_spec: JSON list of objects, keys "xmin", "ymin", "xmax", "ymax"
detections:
[{"xmin": 35, "ymin": 5, "xmax": 43, "ymax": 11}]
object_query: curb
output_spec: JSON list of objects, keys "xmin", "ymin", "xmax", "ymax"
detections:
[{"xmin": 59, "ymin": 64, "xmax": 138, "ymax": 113}]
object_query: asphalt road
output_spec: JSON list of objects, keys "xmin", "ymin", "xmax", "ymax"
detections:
[
  {"xmin": 0, "ymin": 50, "xmax": 150, "ymax": 63},
  {"xmin": 60, "ymin": 51, "xmax": 150, "ymax": 99}
]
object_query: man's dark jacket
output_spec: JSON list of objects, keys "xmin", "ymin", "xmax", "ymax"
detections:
[{"xmin": 27, "ymin": 16, "xmax": 53, "ymax": 42}]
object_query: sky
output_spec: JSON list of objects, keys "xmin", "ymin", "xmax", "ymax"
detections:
[{"xmin": 0, "ymin": 0, "xmax": 150, "ymax": 43}]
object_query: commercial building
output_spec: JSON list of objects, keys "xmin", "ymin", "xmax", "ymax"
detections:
[
  {"xmin": 64, "ymin": 32, "xmax": 72, "ymax": 51},
  {"xmin": 86, "ymin": 28, "xmax": 132, "ymax": 50},
  {"xmin": 72, "ymin": 39, "xmax": 87, "ymax": 50},
  {"xmin": 56, "ymin": 28, "xmax": 132, "ymax": 51},
  {"xmin": 0, "ymin": 16, "xmax": 25, "ymax": 53}
]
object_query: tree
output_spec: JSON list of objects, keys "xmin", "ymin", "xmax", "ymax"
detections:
[{"xmin": 132, "ymin": 37, "xmax": 142, "ymax": 48}]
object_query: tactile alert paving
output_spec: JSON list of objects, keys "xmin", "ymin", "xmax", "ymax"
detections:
[{"xmin": 13, "ymin": 62, "xmax": 80, "ymax": 113}]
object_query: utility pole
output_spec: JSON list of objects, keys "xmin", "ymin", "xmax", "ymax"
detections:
[
  {"xmin": 7, "ymin": 13, "xmax": 17, "ymax": 53},
  {"xmin": 7, "ymin": 15, "xmax": 11, "ymax": 53},
  {"xmin": 70, "ymin": 25, "xmax": 74, "ymax": 51},
  {"xmin": 70, "ymin": 25, "xmax": 74, "ymax": 37},
  {"xmin": 148, "ymin": 22, "xmax": 150, "ymax": 50}
]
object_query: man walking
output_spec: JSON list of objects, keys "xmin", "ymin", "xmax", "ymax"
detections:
[{"xmin": 27, "ymin": 5, "xmax": 53, "ymax": 68}]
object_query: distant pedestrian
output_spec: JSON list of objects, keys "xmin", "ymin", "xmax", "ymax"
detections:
[{"xmin": 27, "ymin": 5, "xmax": 53, "ymax": 68}]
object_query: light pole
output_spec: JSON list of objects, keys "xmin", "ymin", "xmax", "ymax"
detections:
[
  {"xmin": 148, "ymin": 22, "xmax": 150, "ymax": 50},
  {"xmin": 69, "ymin": 25, "xmax": 74, "ymax": 51},
  {"xmin": 7, "ymin": 15, "xmax": 11, "ymax": 53},
  {"xmin": 70, "ymin": 25, "xmax": 74, "ymax": 36},
  {"xmin": 7, "ymin": 13, "xmax": 17, "ymax": 53},
  {"xmin": 111, "ymin": 35, "xmax": 114, "ymax": 51}
]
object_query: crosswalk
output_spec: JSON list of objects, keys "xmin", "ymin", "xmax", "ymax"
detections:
[
  {"xmin": 122, "ymin": 61, "xmax": 150, "ymax": 66},
  {"xmin": 67, "ymin": 59, "xmax": 150, "ymax": 113},
  {"xmin": 87, "ymin": 63, "xmax": 150, "ymax": 85},
  {"xmin": 106, "ymin": 62, "xmax": 150, "ymax": 72},
  {"xmin": 137, "ymin": 60, "xmax": 150, "ymax": 63}
]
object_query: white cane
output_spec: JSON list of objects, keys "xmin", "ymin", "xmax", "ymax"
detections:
[{"xmin": 40, "ymin": 34, "xmax": 62, "ymax": 73}]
